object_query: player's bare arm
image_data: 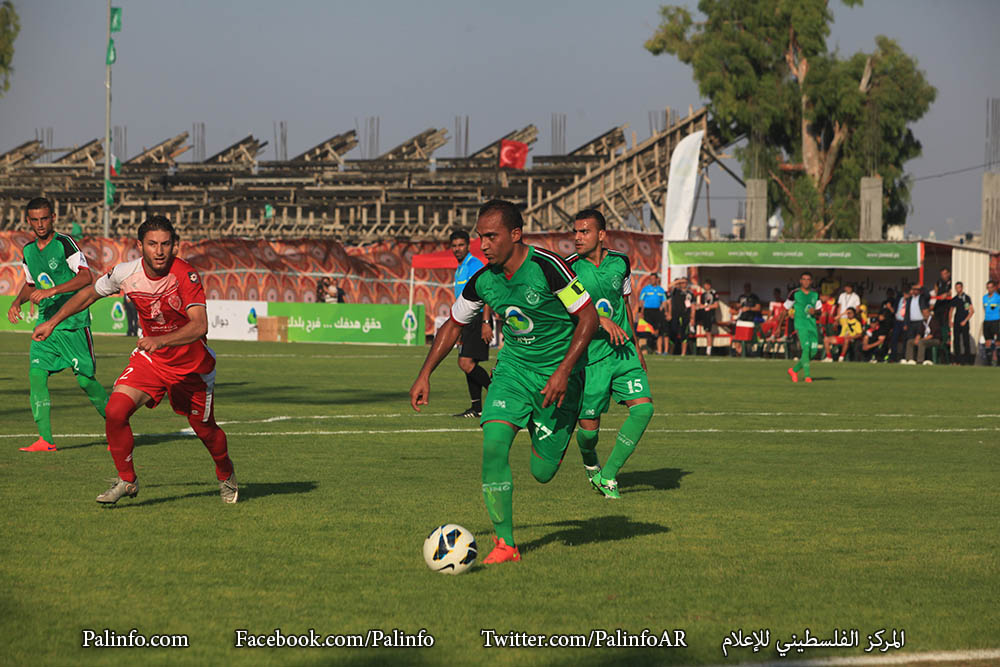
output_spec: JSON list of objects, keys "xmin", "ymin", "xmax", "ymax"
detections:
[
  {"xmin": 599, "ymin": 316, "xmax": 629, "ymax": 347},
  {"xmin": 28, "ymin": 267, "xmax": 94, "ymax": 305},
  {"xmin": 540, "ymin": 303, "xmax": 598, "ymax": 408},
  {"xmin": 7, "ymin": 282, "xmax": 36, "ymax": 324},
  {"xmin": 31, "ymin": 285, "xmax": 104, "ymax": 341},
  {"xmin": 137, "ymin": 305, "xmax": 209, "ymax": 352},
  {"xmin": 410, "ymin": 318, "xmax": 465, "ymax": 412},
  {"xmin": 480, "ymin": 304, "xmax": 494, "ymax": 343}
]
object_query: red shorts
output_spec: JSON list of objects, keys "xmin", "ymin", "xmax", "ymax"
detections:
[{"xmin": 114, "ymin": 348, "xmax": 216, "ymax": 422}]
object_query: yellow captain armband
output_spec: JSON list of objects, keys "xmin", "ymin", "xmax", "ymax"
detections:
[{"xmin": 556, "ymin": 277, "xmax": 591, "ymax": 314}]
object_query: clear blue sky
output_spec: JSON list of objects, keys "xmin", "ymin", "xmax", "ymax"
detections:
[{"xmin": 1, "ymin": 0, "xmax": 997, "ymax": 238}]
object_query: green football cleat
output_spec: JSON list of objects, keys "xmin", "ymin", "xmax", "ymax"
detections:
[
  {"xmin": 584, "ymin": 464, "xmax": 601, "ymax": 481},
  {"xmin": 96, "ymin": 477, "xmax": 139, "ymax": 504},
  {"xmin": 590, "ymin": 471, "xmax": 620, "ymax": 499},
  {"xmin": 220, "ymin": 473, "xmax": 239, "ymax": 504}
]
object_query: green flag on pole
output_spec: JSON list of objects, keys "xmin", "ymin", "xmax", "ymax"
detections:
[
  {"xmin": 106, "ymin": 38, "xmax": 117, "ymax": 65},
  {"xmin": 110, "ymin": 7, "xmax": 123, "ymax": 33},
  {"xmin": 105, "ymin": 180, "xmax": 116, "ymax": 207}
]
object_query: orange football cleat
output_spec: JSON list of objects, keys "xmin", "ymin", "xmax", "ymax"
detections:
[
  {"xmin": 482, "ymin": 537, "xmax": 521, "ymax": 564},
  {"xmin": 20, "ymin": 438, "xmax": 57, "ymax": 452},
  {"xmin": 787, "ymin": 368, "xmax": 798, "ymax": 383}
]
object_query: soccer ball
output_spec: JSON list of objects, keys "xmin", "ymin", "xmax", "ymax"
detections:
[{"xmin": 423, "ymin": 524, "xmax": 477, "ymax": 574}]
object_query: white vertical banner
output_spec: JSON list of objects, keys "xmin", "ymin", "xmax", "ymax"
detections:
[{"xmin": 660, "ymin": 130, "xmax": 704, "ymax": 285}]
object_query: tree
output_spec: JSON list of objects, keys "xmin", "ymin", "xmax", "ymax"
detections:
[
  {"xmin": 645, "ymin": 0, "xmax": 936, "ymax": 238},
  {"xmin": 0, "ymin": 1, "xmax": 19, "ymax": 97}
]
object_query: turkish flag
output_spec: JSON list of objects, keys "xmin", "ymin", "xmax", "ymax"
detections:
[{"xmin": 498, "ymin": 139, "xmax": 529, "ymax": 169}]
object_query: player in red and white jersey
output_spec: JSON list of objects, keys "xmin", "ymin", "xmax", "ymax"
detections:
[{"xmin": 33, "ymin": 217, "xmax": 238, "ymax": 505}]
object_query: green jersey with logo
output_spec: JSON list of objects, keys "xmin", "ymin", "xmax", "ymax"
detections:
[
  {"xmin": 451, "ymin": 245, "xmax": 592, "ymax": 372},
  {"xmin": 784, "ymin": 288, "xmax": 819, "ymax": 337},
  {"xmin": 21, "ymin": 233, "xmax": 91, "ymax": 330},
  {"xmin": 566, "ymin": 249, "xmax": 632, "ymax": 364}
]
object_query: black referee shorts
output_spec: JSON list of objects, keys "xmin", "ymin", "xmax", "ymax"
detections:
[
  {"xmin": 459, "ymin": 312, "xmax": 490, "ymax": 361},
  {"xmin": 644, "ymin": 308, "xmax": 667, "ymax": 336}
]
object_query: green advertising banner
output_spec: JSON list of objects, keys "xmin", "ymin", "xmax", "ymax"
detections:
[
  {"xmin": 667, "ymin": 241, "xmax": 919, "ymax": 269},
  {"xmin": 267, "ymin": 302, "xmax": 424, "ymax": 345},
  {"xmin": 0, "ymin": 296, "xmax": 126, "ymax": 334}
]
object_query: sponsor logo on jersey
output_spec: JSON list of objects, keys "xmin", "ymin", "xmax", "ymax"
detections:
[
  {"xmin": 36, "ymin": 272, "xmax": 56, "ymax": 290},
  {"xmin": 504, "ymin": 306, "xmax": 534, "ymax": 334},
  {"xmin": 168, "ymin": 294, "xmax": 182, "ymax": 311},
  {"xmin": 492, "ymin": 399, "xmax": 507, "ymax": 408},
  {"xmin": 523, "ymin": 286, "xmax": 541, "ymax": 305},
  {"xmin": 596, "ymin": 298, "xmax": 614, "ymax": 319},
  {"xmin": 48, "ymin": 258, "xmax": 60, "ymax": 270},
  {"xmin": 611, "ymin": 276, "xmax": 621, "ymax": 290},
  {"xmin": 188, "ymin": 271, "xmax": 199, "ymax": 283}
]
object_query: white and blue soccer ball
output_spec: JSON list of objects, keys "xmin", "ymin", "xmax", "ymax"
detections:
[{"xmin": 423, "ymin": 524, "xmax": 477, "ymax": 574}]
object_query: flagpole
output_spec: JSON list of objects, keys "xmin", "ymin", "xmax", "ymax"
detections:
[{"xmin": 103, "ymin": 0, "xmax": 112, "ymax": 237}]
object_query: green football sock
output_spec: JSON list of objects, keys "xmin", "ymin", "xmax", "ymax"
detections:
[
  {"xmin": 576, "ymin": 427, "xmax": 600, "ymax": 468},
  {"xmin": 29, "ymin": 368, "xmax": 53, "ymax": 443},
  {"xmin": 76, "ymin": 374, "xmax": 109, "ymax": 418},
  {"xmin": 603, "ymin": 402, "xmax": 653, "ymax": 480},
  {"xmin": 481, "ymin": 421, "xmax": 516, "ymax": 546},
  {"xmin": 793, "ymin": 338, "xmax": 813, "ymax": 377}
]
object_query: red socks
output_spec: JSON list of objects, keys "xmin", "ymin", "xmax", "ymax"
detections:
[
  {"xmin": 105, "ymin": 393, "xmax": 139, "ymax": 482},
  {"xmin": 188, "ymin": 415, "xmax": 234, "ymax": 481}
]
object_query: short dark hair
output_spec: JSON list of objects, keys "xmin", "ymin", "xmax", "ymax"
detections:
[
  {"xmin": 703, "ymin": 278, "xmax": 712, "ymax": 286},
  {"xmin": 449, "ymin": 229, "xmax": 470, "ymax": 243},
  {"xmin": 477, "ymin": 199, "xmax": 523, "ymax": 231},
  {"xmin": 26, "ymin": 197, "xmax": 54, "ymax": 215},
  {"xmin": 955, "ymin": 281, "xmax": 963, "ymax": 287},
  {"xmin": 801, "ymin": 271, "xmax": 812, "ymax": 278},
  {"xmin": 574, "ymin": 208, "xmax": 606, "ymax": 231},
  {"xmin": 989, "ymin": 280, "xmax": 996, "ymax": 287},
  {"xmin": 137, "ymin": 216, "xmax": 179, "ymax": 242}
]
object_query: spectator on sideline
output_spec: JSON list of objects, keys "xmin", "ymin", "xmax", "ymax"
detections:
[
  {"xmin": 731, "ymin": 282, "xmax": 761, "ymax": 356},
  {"xmin": 666, "ymin": 277, "xmax": 692, "ymax": 356},
  {"xmin": 904, "ymin": 310, "xmax": 942, "ymax": 365},
  {"xmin": 903, "ymin": 283, "xmax": 930, "ymax": 346},
  {"xmin": 888, "ymin": 284, "xmax": 908, "ymax": 361},
  {"xmin": 819, "ymin": 269, "xmax": 840, "ymax": 298},
  {"xmin": 761, "ymin": 288, "xmax": 786, "ymax": 339},
  {"xmin": 817, "ymin": 293, "xmax": 838, "ymax": 337},
  {"xmin": 984, "ymin": 280, "xmax": 1000, "ymax": 366},
  {"xmin": 639, "ymin": 273, "xmax": 668, "ymax": 355},
  {"xmin": 692, "ymin": 278, "xmax": 720, "ymax": 355},
  {"xmin": 880, "ymin": 288, "xmax": 897, "ymax": 319},
  {"xmin": 930, "ymin": 267, "xmax": 952, "ymax": 323},
  {"xmin": 836, "ymin": 283, "xmax": 861, "ymax": 321},
  {"xmin": 822, "ymin": 306, "xmax": 863, "ymax": 362},
  {"xmin": 861, "ymin": 311, "xmax": 891, "ymax": 362},
  {"xmin": 949, "ymin": 281, "xmax": 974, "ymax": 365}
]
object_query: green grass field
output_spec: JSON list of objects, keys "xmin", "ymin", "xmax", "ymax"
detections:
[{"xmin": 1, "ymin": 330, "xmax": 997, "ymax": 666}]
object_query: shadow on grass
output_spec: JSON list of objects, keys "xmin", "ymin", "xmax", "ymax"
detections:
[
  {"xmin": 519, "ymin": 514, "xmax": 670, "ymax": 553},
  {"xmin": 616, "ymin": 467, "xmax": 691, "ymax": 494},
  {"xmin": 60, "ymin": 432, "xmax": 193, "ymax": 451},
  {"xmin": 103, "ymin": 480, "xmax": 318, "ymax": 509}
]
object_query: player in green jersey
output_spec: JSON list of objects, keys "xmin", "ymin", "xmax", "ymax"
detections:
[
  {"xmin": 410, "ymin": 200, "xmax": 598, "ymax": 564},
  {"xmin": 6, "ymin": 197, "xmax": 109, "ymax": 451},
  {"xmin": 565, "ymin": 209, "xmax": 654, "ymax": 499},
  {"xmin": 776, "ymin": 271, "xmax": 820, "ymax": 383}
]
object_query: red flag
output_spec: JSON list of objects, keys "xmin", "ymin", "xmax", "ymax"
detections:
[{"xmin": 498, "ymin": 139, "xmax": 528, "ymax": 169}]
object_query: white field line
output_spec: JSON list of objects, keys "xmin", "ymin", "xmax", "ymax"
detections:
[
  {"xmin": 2, "ymin": 426, "xmax": 999, "ymax": 440},
  {"xmin": 704, "ymin": 648, "xmax": 1000, "ymax": 666}
]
